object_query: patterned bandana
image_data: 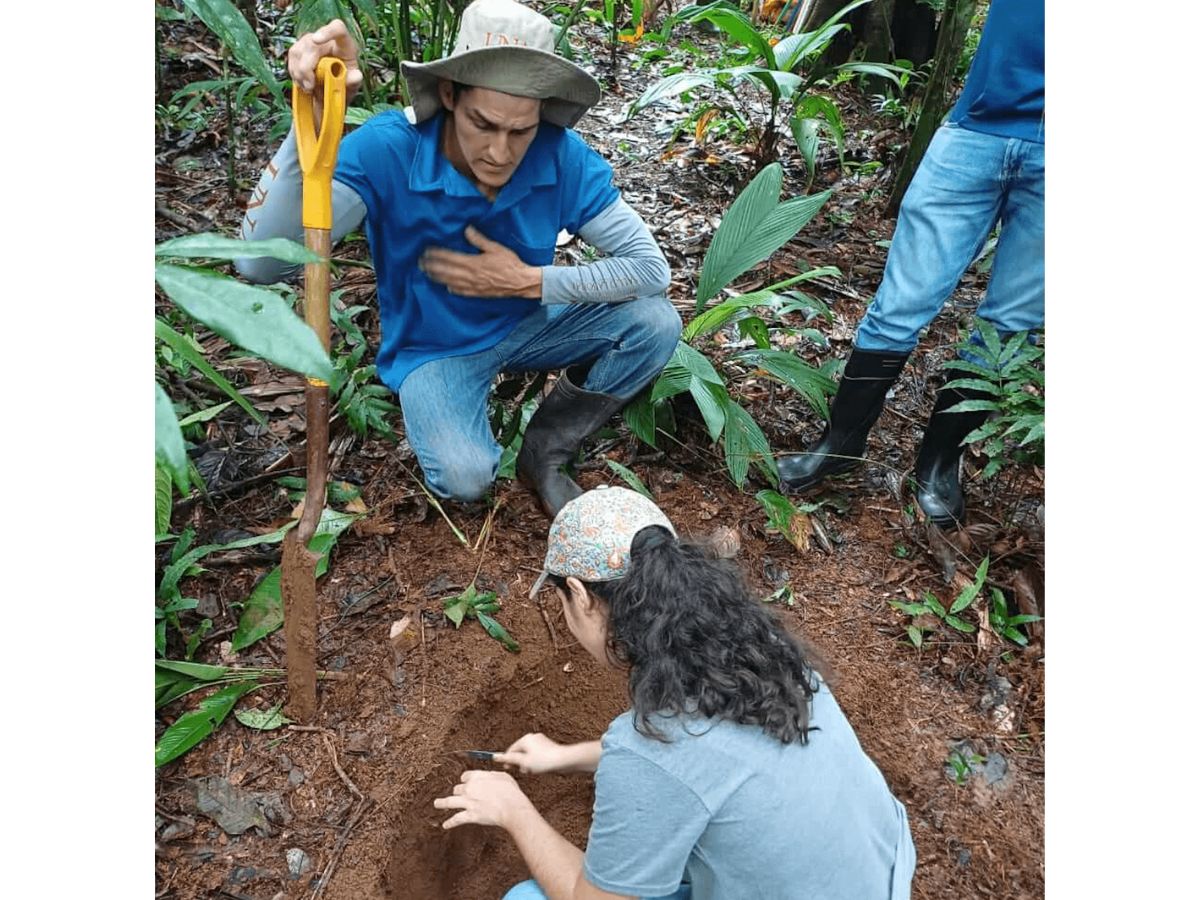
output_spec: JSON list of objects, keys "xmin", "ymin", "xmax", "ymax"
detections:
[{"xmin": 528, "ymin": 486, "xmax": 676, "ymax": 598}]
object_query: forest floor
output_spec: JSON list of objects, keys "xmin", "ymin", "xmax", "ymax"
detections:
[{"xmin": 155, "ymin": 8, "xmax": 1045, "ymax": 899}]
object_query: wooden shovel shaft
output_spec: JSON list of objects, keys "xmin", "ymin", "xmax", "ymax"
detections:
[{"xmin": 296, "ymin": 226, "xmax": 332, "ymax": 546}]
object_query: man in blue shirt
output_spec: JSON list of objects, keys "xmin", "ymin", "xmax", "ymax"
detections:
[
  {"xmin": 238, "ymin": 0, "xmax": 680, "ymax": 517},
  {"xmin": 777, "ymin": 0, "xmax": 1044, "ymax": 529}
]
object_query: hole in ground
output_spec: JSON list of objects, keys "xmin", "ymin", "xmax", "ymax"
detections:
[{"xmin": 385, "ymin": 655, "xmax": 628, "ymax": 899}]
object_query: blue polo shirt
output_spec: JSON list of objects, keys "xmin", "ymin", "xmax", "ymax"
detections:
[
  {"xmin": 332, "ymin": 111, "xmax": 619, "ymax": 391},
  {"xmin": 948, "ymin": 0, "xmax": 1044, "ymax": 143}
]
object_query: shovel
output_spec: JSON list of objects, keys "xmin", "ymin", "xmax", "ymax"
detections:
[{"xmin": 281, "ymin": 57, "xmax": 347, "ymax": 722}]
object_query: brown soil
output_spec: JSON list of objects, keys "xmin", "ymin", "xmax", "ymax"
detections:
[{"xmin": 155, "ymin": 10, "xmax": 1044, "ymax": 900}]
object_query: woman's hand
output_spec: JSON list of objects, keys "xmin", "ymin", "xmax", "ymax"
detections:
[
  {"xmin": 287, "ymin": 19, "xmax": 364, "ymax": 98},
  {"xmin": 420, "ymin": 227, "xmax": 542, "ymax": 299},
  {"xmin": 433, "ymin": 770, "xmax": 534, "ymax": 831},
  {"xmin": 494, "ymin": 733, "xmax": 573, "ymax": 774}
]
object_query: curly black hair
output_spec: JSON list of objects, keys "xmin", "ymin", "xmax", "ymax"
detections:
[{"xmin": 552, "ymin": 525, "xmax": 820, "ymax": 744}]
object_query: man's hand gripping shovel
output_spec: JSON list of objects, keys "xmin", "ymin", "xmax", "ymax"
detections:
[{"xmin": 281, "ymin": 58, "xmax": 347, "ymax": 722}]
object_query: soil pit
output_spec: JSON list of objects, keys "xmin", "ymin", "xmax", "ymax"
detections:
[{"xmin": 385, "ymin": 653, "xmax": 628, "ymax": 899}]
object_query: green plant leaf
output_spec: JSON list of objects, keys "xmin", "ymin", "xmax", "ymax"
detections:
[
  {"xmin": 159, "ymin": 526, "xmax": 292, "ymax": 603},
  {"xmin": 155, "ymin": 234, "xmax": 321, "ymax": 264},
  {"xmin": 628, "ymin": 72, "xmax": 716, "ymax": 117},
  {"xmin": 156, "ymin": 320, "xmax": 267, "ymax": 425},
  {"xmin": 944, "ymin": 614, "xmax": 976, "ymax": 634},
  {"xmin": 682, "ymin": 290, "xmax": 780, "ymax": 342},
  {"xmin": 950, "ymin": 557, "xmax": 989, "ymax": 614},
  {"xmin": 155, "ymin": 680, "xmax": 258, "ymax": 767},
  {"xmin": 476, "ymin": 612, "xmax": 521, "ymax": 653},
  {"xmin": 688, "ymin": 5, "xmax": 775, "ymax": 63},
  {"xmin": 443, "ymin": 592, "xmax": 471, "ymax": 628},
  {"xmin": 156, "ymin": 618, "xmax": 167, "ymax": 658},
  {"xmin": 605, "ymin": 460, "xmax": 654, "ymax": 499},
  {"xmin": 738, "ymin": 316, "xmax": 771, "ymax": 349},
  {"xmin": 1001, "ymin": 626, "xmax": 1029, "ymax": 646},
  {"xmin": 156, "ymin": 464, "xmax": 174, "ymax": 536},
  {"xmin": 623, "ymin": 392, "xmax": 659, "ymax": 447},
  {"xmin": 836, "ymin": 61, "xmax": 905, "ymax": 86},
  {"xmin": 696, "ymin": 163, "xmax": 831, "ymax": 309},
  {"xmin": 179, "ymin": 0, "xmax": 285, "ymax": 109},
  {"xmin": 942, "ymin": 377, "xmax": 1002, "ymax": 396},
  {"xmin": 890, "ymin": 601, "xmax": 931, "ymax": 617},
  {"xmin": 155, "ymin": 263, "xmax": 334, "ymax": 383},
  {"xmin": 234, "ymin": 703, "xmax": 293, "ymax": 730},
  {"xmin": 156, "ymin": 660, "xmax": 234, "ymax": 681},
  {"xmin": 722, "ymin": 395, "xmax": 776, "ymax": 489},
  {"xmin": 923, "ymin": 591, "xmax": 946, "ymax": 617},
  {"xmin": 793, "ymin": 95, "xmax": 845, "ymax": 166},
  {"xmin": 944, "ymin": 398, "xmax": 1000, "ymax": 414},
  {"xmin": 736, "ymin": 349, "xmax": 835, "ymax": 420},
  {"xmin": 229, "ymin": 510, "xmax": 357, "ymax": 651},
  {"xmin": 178, "ymin": 400, "xmax": 235, "ymax": 427},
  {"xmin": 790, "ymin": 115, "xmax": 820, "ymax": 187},
  {"xmin": 155, "ymin": 383, "xmax": 190, "ymax": 493},
  {"xmin": 906, "ymin": 626, "xmax": 924, "ymax": 648}
]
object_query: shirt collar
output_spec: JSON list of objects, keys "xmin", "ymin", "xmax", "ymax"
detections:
[{"xmin": 408, "ymin": 112, "xmax": 559, "ymax": 211}]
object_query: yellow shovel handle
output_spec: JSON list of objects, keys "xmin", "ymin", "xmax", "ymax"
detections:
[{"xmin": 293, "ymin": 57, "xmax": 348, "ymax": 230}]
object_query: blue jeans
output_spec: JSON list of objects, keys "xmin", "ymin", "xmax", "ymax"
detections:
[
  {"xmin": 502, "ymin": 879, "xmax": 691, "ymax": 900},
  {"xmin": 856, "ymin": 123, "xmax": 1045, "ymax": 353},
  {"xmin": 398, "ymin": 297, "xmax": 681, "ymax": 501}
]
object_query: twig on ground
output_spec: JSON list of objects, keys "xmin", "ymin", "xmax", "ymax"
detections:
[
  {"xmin": 311, "ymin": 795, "xmax": 373, "ymax": 900},
  {"xmin": 323, "ymin": 732, "xmax": 364, "ymax": 801},
  {"xmin": 398, "ymin": 460, "xmax": 470, "ymax": 546},
  {"xmin": 536, "ymin": 597, "xmax": 559, "ymax": 652}
]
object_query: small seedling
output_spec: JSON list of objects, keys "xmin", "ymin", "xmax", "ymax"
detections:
[
  {"xmin": 442, "ymin": 583, "xmax": 520, "ymax": 653},
  {"xmin": 889, "ymin": 557, "xmax": 991, "ymax": 645},
  {"xmin": 892, "ymin": 542, "xmax": 910, "ymax": 559},
  {"xmin": 988, "ymin": 587, "xmax": 1042, "ymax": 647},
  {"xmin": 946, "ymin": 748, "xmax": 984, "ymax": 786},
  {"xmin": 762, "ymin": 585, "xmax": 795, "ymax": 607}
]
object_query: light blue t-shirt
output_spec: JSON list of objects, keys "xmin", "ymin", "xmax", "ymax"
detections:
[
  {"xmin": 332, "ymin": 111, "xmax": 620, "ymax": 391},
  {"xmin": 584, "ymin": 682, "xmax": 915, "ymax": 900}
]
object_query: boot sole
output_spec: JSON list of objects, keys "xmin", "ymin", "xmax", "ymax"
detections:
[{"xmin": 779, "ymin": 459, "xmax": 861, "ymax": 494}]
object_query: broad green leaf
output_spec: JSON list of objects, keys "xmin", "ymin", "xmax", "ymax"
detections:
[
  {"xmin": 906, "ymin": 626, "xmax": 924, "ymax": 648},
  {"xmin": 156, "ymin": 320, "xmax": 267, "ymax": 426},
  {"xmin": 942, "ymin": 377, "xmax": 1002, "ymax": 396},
  {"xmin": 736, "ymin": 349, "xmax": 835, "ymax": 419},
  {"xmin": 794, "ymin": 95, "xmax": 845, "ymax": 166},
  {"xmin": 476, "ymin": 612, "xmax": 521, "ymax": 653},
  {"xmin": 159, "ymin": 525, "xmax": 292, "ymax": 603},
  {"xmin": 178, "ymin": 400, "xmax": 235, "ymax": 427},
  {"xmin": 156, "ymin": 618, "xmax": 167, "ymax": 658},
  {"xmin": 837, "ymin": 62, "xmax": 905, "ymax": 86},
  {"xmin": 924, "ymin": 591, "xmax": 946, "ymax": 617},
  {"xmin": 155, "ymin": 263, "xmax": 333, "ymax": 383},
  {"xmin": 683, "ymin": 290, "xmax": 780, "ymax": 342},
  {"xmin": 180, "ymin": 0, "xmax": 285, "ymax": 109},
  {"xmin": 779, "ymin": 0, "xmax": 872, "ymax": 65},
  {"xmin": 1001, "ymin": 627, "xmax": 1029, "ymax": 646},
  {"xmin": 755, "ymin": 489, "xmax": 800, "ymax": 543},
  {"xmin": 155, "ymin": 680, "xmax": 257, "ymax": 767},
  {"xmin": 650, "ymin": 364, "xmax": 693, "ymax": 402},
  {"xmin": 1019, "ymin": 420, "xmax": 1045, "ymax": 446},
  {"xmin": 944, "ymin": 398, "xmax": 1000, "ymax": 414},
  {"xmin": 671, "ymin": 341, "xmax": 727, "ymax": 386},
  {"xmin": 890, "ymin": 601, "xmax": 931, "ymax": 617},
  {"xmin": 943, "ymin": 614, "xmax": 976, "ymax": 634},
  {"xmin": 628, "ymin": 72, "xmax": 716, "ymax": 117},
  {"xmin": 156, "ymin": 659, "xmax": 233, "ymax": 680},
  {"xmin": 155, "ymin": 383, "xmax": 190, "ymax": 493},
  {"xmin": 950, "ymin": 557, "xmax": 989, "ymax": 614},
  {"xmin": 738, "ymin": 316, "xmax": 771, "ymax": 349},
  {"xmin": 723, "ymin": 66, "xmax": 805, "ymax": 103},
  {"xmin": 1006, "ymin": 614, "xmax": 1043, "ymax": 626},
  {"xmin": 688, "ymin": 6, "xmax": 775, "ymax": 63},
  {"xmin": 722, "ymin": 395, "xmax": 775, "ymax": 489},
  {"xmin": 623, "ymin": 392, "xmax": 658, "ymax": 447},
  {"xmin": 235, "ymin": 704, "xmax": 293, "ymax": 730},
  {"xmin": 605, "ymin": 459, "xmax": 654, "ymax": 499},
  {"xmin": 790, "ymin": 115, "xmax": 820, "ymax": 187},
  {"xmin": 156, "ymin": 464, "xmax": 173, "ymax": 536},
  {"xmin": 443, "ymin": 593, "xmax": 470, "ymax": 628},
  {"xmin": 693, "ymin": 380, "xmax": 730, "ymax": 444},
  {"xmin": 696, "ymin": 163, "xmax": 830, "ymax": 308},
  {"xmin": 230, "ymin": 510, "xmax": 358, "ymax": 651},
  {"xmin": 155, "ymin": 234, "xmax": 321, "ymax": 264}
]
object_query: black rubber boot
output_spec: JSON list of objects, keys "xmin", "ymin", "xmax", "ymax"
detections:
[
  {"xmin": 517, "ymin": 369, "xmax": 625, "ymax": 518},
  {"xmin": 777, "ymin": 347, "xmax": 910, "ymax": 493},
  {"xmin": 913, "ymin": 385, "xmax": 993, "ymax": 529}
]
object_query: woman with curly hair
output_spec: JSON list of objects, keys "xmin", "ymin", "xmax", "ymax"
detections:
[{"xmin": 434, "ymin": 486, "xmax": 916, "ymax": 899}]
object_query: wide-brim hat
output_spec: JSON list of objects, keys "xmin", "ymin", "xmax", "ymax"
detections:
[
  {"xmin": 401, "ymin": 0, "xmax": 601, "ymax": 129},
  {"xmin": 529, "ymin": 486, "xmax": 677, "ymax": 599}
]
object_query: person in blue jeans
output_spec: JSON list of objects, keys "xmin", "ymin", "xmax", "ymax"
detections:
[
  {"xmin": 434, "ymin": 487, "xmax": 916, "ymax": 899},
  {"xmin": 235, "ymin": 0, "xmax": 680, "ymax": 517},
  {"xmin": 777, "ymin": 0, "xmax": 1044, "ymax": 528}
]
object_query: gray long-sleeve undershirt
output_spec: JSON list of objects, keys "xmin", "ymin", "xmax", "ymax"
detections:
[{"xmin": 235, "ymin": 126, "xmax": 670, "ymax": 304}]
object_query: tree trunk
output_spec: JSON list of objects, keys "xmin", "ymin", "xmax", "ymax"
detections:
[
  {"xmin": 886, "ymin": 0, "xmax": 978, "ymax": 216},
  {"xmin": 797, "ymin": 0, "xmax": 935, "ymax": 72}
]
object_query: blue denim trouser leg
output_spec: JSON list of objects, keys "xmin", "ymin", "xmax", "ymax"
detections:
[
  {"xmin": 398, "ymin": 296, "xmax": 681, "ymax": 501},
  {"xmin": 502, "ymin": 878, "xmax": 692, "ymax": 900},
  {"xmin": 855, "ymin": 123, "xmax": 1045, "ymax": 355}
]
